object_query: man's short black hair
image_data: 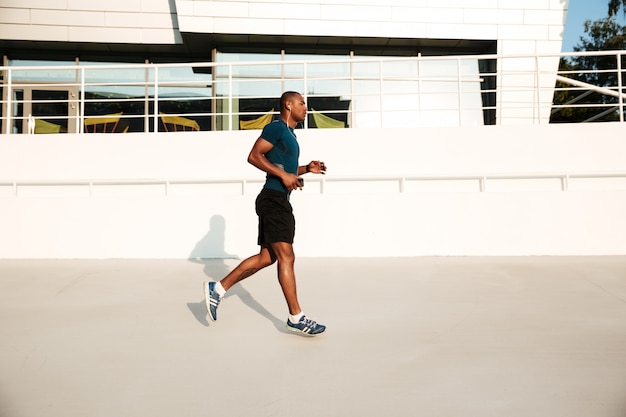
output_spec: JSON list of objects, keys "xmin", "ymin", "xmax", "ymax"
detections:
[{"xmin": 280, "ymin": 91, "xmax": 301, "ymax": 111}]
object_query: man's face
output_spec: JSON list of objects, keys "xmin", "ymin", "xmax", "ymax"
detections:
[{"xmin": 289, "ymin": 94, "xmax": 307, "ymax": 123}]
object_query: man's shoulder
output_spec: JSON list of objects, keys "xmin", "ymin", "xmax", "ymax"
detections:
[
  {"xmin": 260, "ymin": 120, "xmax": 284, "ymax": 142},
  {"xmin": 262, "ymin": 120, "xmax": 283, "ymax": 132}
]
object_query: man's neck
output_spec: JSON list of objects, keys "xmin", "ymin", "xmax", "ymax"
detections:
[{"xmin": 280, "ymin": 115, "xmax": 297, "ymax": 129}]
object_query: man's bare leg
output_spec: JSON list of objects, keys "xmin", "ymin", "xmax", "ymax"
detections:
[
  {"xmin": 220, "ymin": 246, "xmax": 275, "ymax": 291},
  {"xmin": 204, "ymin": 247, "xmax": 273, "ymax": 321},
  {"xmin": 269, "ymin": 241, "xmax": 326, "ymax": 335},
  {"xmin": 268, "ymin": 241, "xmax": 301, "ymax": 315},
  {"xmin": 206, "ymin": 242, "xmax": 325, "ymax": 334}
]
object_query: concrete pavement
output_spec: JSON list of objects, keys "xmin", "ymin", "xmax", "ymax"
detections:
[{"xmin": 1, "ymin": 256, "xmax": 625, "ymax": 417}]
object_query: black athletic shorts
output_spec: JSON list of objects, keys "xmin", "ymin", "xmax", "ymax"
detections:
[{"xmin": 255, "ymin": 188, "xmax": 295, "ymax": 245}]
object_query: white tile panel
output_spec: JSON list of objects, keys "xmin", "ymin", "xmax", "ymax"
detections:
[
  {"xmin": 175, "ymin": 0, "xmax": 195, "ymax": 16},
  {"xmin": 427, "ymin": 23, "xmax": 498, "ymax": 40},
  {"xmin": 424, "ymin": 0, "xmax": 499, "ymax": 8},
  {"xmin": 498, "ymin": 9, "xmax": 526, "ymax": 24},
  {"xmin": 249, "ymin": 2, "xmax": 321, "ymax": 19},
  {"xmin": 141, "ymin": 28, "xmax": 183, "ymax": 43},
  {"xmin": 142, "ymin": 13, "xmax": 179, "ymax": 29},
  {"xmin": 499, "ymin": 40, "xmax": 536, "ymax": 55},
  {"xmin": 284, "ymin": 18, "xmax": 356, "ymax": 37},
  {"xmin": 498, "ymin": 0, "xmax": 551, "ymax": 10},
  {"xmin": 462, "ymin": 8, "xmax": 499, "ymax": 25},
  {"xmin": 31, "ymin": 9, "xmax": 106, "ymax": 27},
  {"xmin": 524, "ymin": 9, "xmax": 566, "ymax": 25},
  {"xmin": 391, "ymin": 7, "xmax": 464, "ymax": 24},
  {"xmin": 355, "ymin": 20, "xmax": 427, "ymax": 38},
  {"xmin": 177, "ymin": 15, "xmax": 215, "ymax": 33},
  {"xmin": 193, "ymin": 1, "xmax": 249, "ymax": 18},
  {"xmin": 105, "ymin": 12, "xmax": 143, "ymax": 28},
  {"xmin": 141, "ymin": 0, "xmax": 173, "ymax": 13},
  {"xmin": 551, "ymin": 0, "xmax": 568, "ymax": 9},
  {"xmin": 68, "ymin": 26, "xmax": 143, "ymax": 43},
  {"xmin": 428, "ymin": 7, "xmax": 466, "ymax": 23},
  {"xmin": 0, "ymin": 23, "xmax": 69, "ymax": 41},
  {"xmin": 464, "ymin": 8, "xmax": 524, "ymax": 25},
  {"xmin": 67, "ymin": 0, "xmax": 142, "ymax": 13},
  {"xmin": 536, "ymin": 39, "xmax": 563, "ymax": 54},
  {"xmin": 0, "ymin": 0, "xmax": 67, "ymax": 9},
  {"xmin": 0, "ymin": 8, "xmax": 31, "ymax": 25},
  {"xmin": 549, "ymin": 24, "xmax": 566, "ymax": 41},
  {"xmin": 498, "ymin": 23, "xmax": 550, "ymax": 40},
  {"xmin": 213, "ymin": 17, "xmax": 285, "ymax": 35},
  {"xmin": 103, "ymin": 11, "xmax": 176, "ymax": 29},
  {"xmin": 320, "ymin": 4, "xmax": 392, "ymax": 22},
  {"xmin": 170, "ymin": 0, "xmax": 568, "ymax": 66}
]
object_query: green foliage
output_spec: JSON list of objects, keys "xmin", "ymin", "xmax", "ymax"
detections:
[
  {"xmin": 608, "ymin": 0, "xmax": 626, "ymax": 17},
  {"xmin": 551, "ymin": 7, "xmax": 626, "ymax": 123},
  {"xmin": 574, "ymin": 17, "xmax": 626, "ymax": 53}
]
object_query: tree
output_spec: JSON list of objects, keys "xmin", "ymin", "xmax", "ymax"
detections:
[
  {"xmin": 608, "ymin": 0, "xmax": 626, "ymax": 17},
  {"xmin": 551, "ymin": 6, "xmax": 626, "ymax": 123}
]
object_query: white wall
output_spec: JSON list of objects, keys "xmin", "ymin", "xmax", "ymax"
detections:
[
  {"xmin": 0, "ymin": 0, "xmax": 181, "ymax": 44},
  {"xmin": 1, "ymin": 122, "xmax": 625, "ymax": 259},
  {"xmin": 0, "ymin": 0, "xmax": 568, "ymax": 49},
  {"xmin": 175, "ymin": 0, "xmax": 567, "ymax": 49},
  {"xmin": 0, "ymin": 0, "xmax": 568, "ymax": 53}
]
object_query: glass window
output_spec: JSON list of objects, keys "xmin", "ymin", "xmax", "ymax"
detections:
[
  {"xmin": 9, "ymin": 59, "xmax": 77, "ymax": 82},
  {"xmin": 154, "ymin": 66, "xmax": 213, "ymax": 132},
  {"xmin": 1, "ymin": 50, "xmax": 492, "ymax": 132},
  {"xmin": 80, "ymin": 63, "xmax": 151, "ymax": 133}
]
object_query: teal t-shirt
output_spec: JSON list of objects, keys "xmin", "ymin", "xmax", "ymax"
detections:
[{"xmin": 260, "ymin": 120, "xmax": 300, "ymax": 194}]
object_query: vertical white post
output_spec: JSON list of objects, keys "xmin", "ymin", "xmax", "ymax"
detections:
[
  {"xmin": 618, "ymin": 52, "xmax": 624, "ymax": 123},
  {"xmin": 79, "ymin": 67, "xmax": 85, "ymax": 133},
  {"xmin": 228, "ymin": 65, "xmax": 233, "ymax": 131},
  {"xmin": 153, "ymin": 66, "xmax": 159, "ymax": 133}
]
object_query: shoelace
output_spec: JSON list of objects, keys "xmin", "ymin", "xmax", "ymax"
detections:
[{"xmin": 301, "ymin": 317, "xmax": 318, "ymax": 328}]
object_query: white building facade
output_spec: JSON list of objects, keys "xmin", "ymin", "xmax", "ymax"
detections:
[
  {"xmin": 2, "ymin": 0, "xmax": 626, "ymax": 259},
  {"xmin": 1, "ymin": 1, "xmax": 568, "ymax": 125}
]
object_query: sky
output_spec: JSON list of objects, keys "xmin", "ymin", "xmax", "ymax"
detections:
[{"xmin": 561, "ymin": 0, "xmax": 626, "ymax": 51}]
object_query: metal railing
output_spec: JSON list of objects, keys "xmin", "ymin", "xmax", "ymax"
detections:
[
  {"xmin": 1, "ymin": 50, "xmax": 625, "ymax": 134},
  {"xmin": 2, "ymin": 172, "xmax": 626, "ymax": 197}
]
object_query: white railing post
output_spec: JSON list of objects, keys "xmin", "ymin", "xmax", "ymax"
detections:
[
  {"xmin": 618, "ymin": 52, "xmax": 624, "ymax": 123},
  {"xmin": 379, "ymin": 59, "xmax": 384, "ymax": 127},
  {"xmin": 303, "ymin": 61, "xmax": 308, "ymax": 129},
  {"xmin": 457, "ymin": 57, "xmax": 462, "ymax": 127},
  {"xmin": 228, "ymin": 64, "xmax": 233, "ymax": 131},
  {"xmin": 79, "ymin": 67, "xmax": 85, "ymax": 133},
  {"xmin": 6, "ymin": 68, "xmax": 12, "ymax": 135},
  {"xmin": 153, "ymin": 66, "xmax": 159, "ymax": 133},
  {"xmin": 144, "ymin": 62, "xmax": 150, "ymax": 133}
]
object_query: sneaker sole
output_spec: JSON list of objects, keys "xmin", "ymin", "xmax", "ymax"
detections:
[{"xmin": 286, "ymin": 324, "xmax": 325, "ymax": 336}]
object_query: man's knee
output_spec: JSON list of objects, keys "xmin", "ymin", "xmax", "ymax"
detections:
[
  {"xmin": 260, "ymin": 246, "xmax": 278, "ymax": 266},
  {"xmin": 269, "ymin": 242, "xmax": 295, "ymax": 264}
]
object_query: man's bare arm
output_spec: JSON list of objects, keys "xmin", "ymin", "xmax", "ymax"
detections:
[{"xmin": 247, "ymin": 137, "xmax": 301, "ymax": 190}]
